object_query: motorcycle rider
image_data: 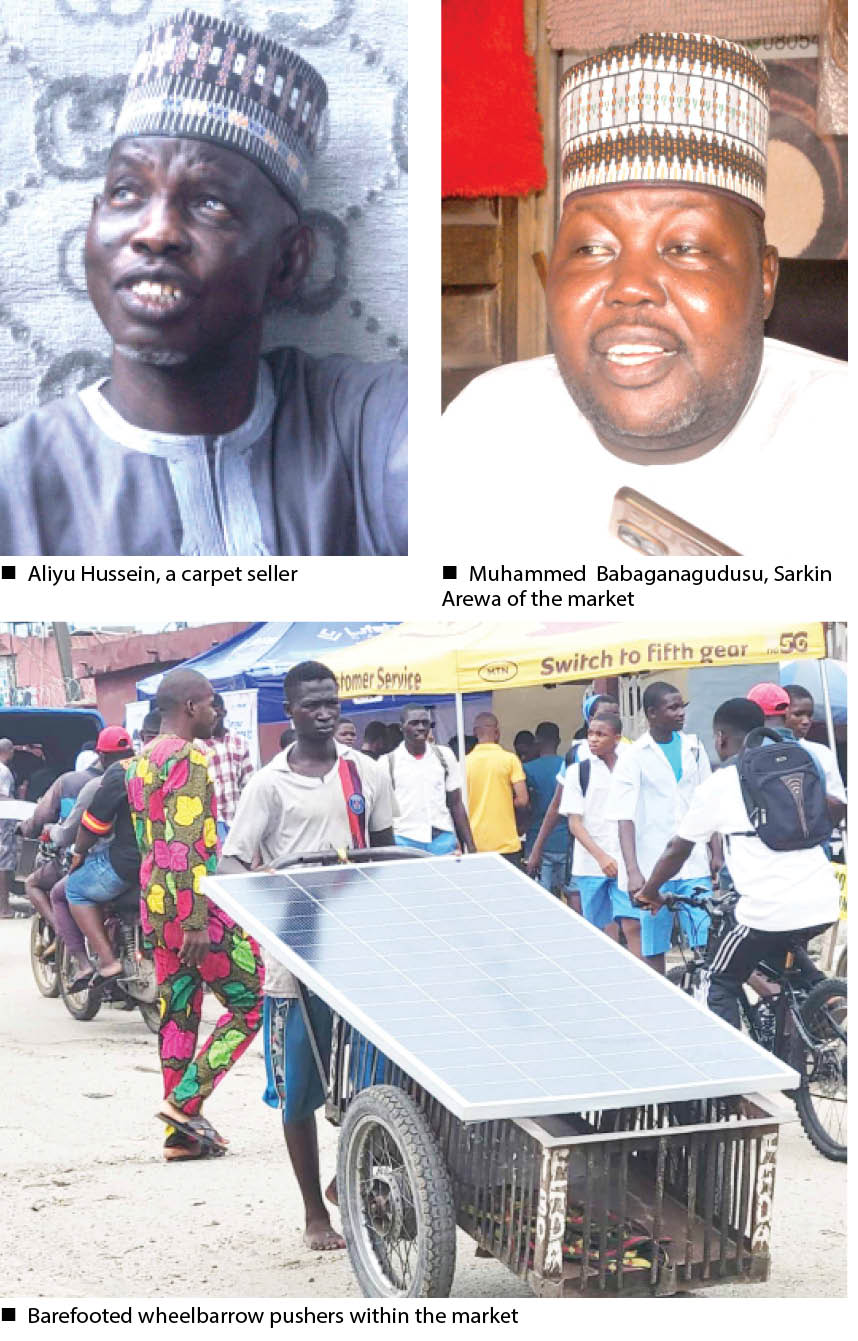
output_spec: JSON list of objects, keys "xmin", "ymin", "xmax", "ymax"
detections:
[
  {"xmin": 19, "ymin": 749, "xmax": 100, "ymax": 939},
  {"xmin": 56, "ymin": 729, "xmax": 136, "ymax": 992}
]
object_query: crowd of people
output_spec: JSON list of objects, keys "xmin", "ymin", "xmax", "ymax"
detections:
[{"xmin": 1, "ymin": 662, "xmax": 845, "ymax": 1257}]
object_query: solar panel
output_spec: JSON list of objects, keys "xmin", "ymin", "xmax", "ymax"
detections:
[{"xmin": 203, "ymin": 854, "xmax": 799, "ymax": 1122}]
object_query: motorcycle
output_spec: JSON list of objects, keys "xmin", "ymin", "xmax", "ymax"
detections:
[
  {"xmin": 24, "ymin": 834, "xmax": 64, "ymax": 1000},
  {"xmin": 58, "ymin": 884, "xmax": 160, "ymax": 1035}
]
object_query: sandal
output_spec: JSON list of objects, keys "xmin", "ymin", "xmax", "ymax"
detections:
[
  {"xmin": 155, "ymin": 1111, "xmax": 228, "ymax": 1154},
  {"xmin": 163, "ymin": 1126, "xmax": 223, "ymax": 1162},
  {"xmin": 68, "ymin": 970, "xmax": 95, "ymax": 994}
]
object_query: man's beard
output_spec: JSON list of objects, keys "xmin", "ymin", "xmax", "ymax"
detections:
[
  {"xmin": 557, "ymin": 317, "xmax": 765, "ymax": 453},
  {"xmin": 114, "ymin": 343, "xmax": 190, "ymax": 368}
]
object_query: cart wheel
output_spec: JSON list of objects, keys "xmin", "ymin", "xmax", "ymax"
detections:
[
  {"xmin": 30, "ymin": 915, "xmax": 60, "ymax": 998},
  {"xmin": 337, "ymin": 1085, "xmax": 456, "ymax": 1298}
]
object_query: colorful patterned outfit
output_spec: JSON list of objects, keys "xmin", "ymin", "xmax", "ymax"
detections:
[{"xmin": 125, "ymin": 735, "xmax": 262, "ymax": 1115}]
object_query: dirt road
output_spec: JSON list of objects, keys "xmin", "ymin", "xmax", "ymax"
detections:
[{"xmin": 0, "ymin": 917, "xmax": 846, "ymax": 1299}]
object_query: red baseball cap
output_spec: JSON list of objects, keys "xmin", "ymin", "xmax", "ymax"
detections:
[
  {"xmin": 96, "ymin": 725, "xmax": 133, "ymax": 752},
  {"xmin": 747, "ymin": 683, "xmax": 790, "ymax": 715}
]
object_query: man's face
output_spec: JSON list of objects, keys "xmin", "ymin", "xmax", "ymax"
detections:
[
  {"xmin": 783, "ymin": 696, "xmax": 814, "ymax": 738},
  {"xmin": 547, "ymin": 187, "xmax": 778, "ymax": 459},
  {"xmin": 587, "ymin": 720, "xmax": 619, "ymax": 760},
  {"xmin": 335, "ymin": 721, "xmax": 357, "ymax": 747},
  {"xmin": 190, "ymin": 690, "xmax": 218, "ymax": 738},
  {"xmin": 649, "ymin": 691, "xmax": 686, "ymax": 734},
  {"xmin": 286, "ymin": 679, "xmax": 341, "ymax": 743},
  {"xmin": 85, "ymin": 137, "xmax": 298, "ymax": 369},
  {"xmin": 402, "ymin": 710, "xmax": 431, "ymax": 750}
]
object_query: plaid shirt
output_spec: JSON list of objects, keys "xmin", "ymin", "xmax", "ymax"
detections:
[{"xmin": 204, "ymin": 732, "xmax": 254, "ymax": 827}]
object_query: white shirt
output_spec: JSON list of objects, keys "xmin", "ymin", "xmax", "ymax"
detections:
[
  {"xmin": 223, "ymin": 743, "xmax": 394, "ymax": 996},
  {"xmin": 677, "ymin": 767, "xmax": 840, "ymax": 931},
  {"xmin": 800, "ymin": 739, "xmax": 846, "ymax": 804},
  {"xmin": 439, "ymin": 339, "xmax": 848, "ymax": 557},
  {"xmin": 559, "ymin": 755, "xmax": 627, "ymax": 887},
  {"xmin": 388, "ymin": 742, "xmax": 460, "ymax": 842},
  {"xmin": 0, "ymin": 761, "xmax": 13, "ymax": 799},
  {"xmin": 606, "ymin": 731, "xmax": 711, "ymax": 880},
  {"xmin": 555, "ymin": 737, "xmax": 629, "ymax": 784}
]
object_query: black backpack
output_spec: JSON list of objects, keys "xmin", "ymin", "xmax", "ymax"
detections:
[
  {"xmin": 565, "ymin": 741, "xmax": 593, "ymax": 790},
  {"xmin": 731, "ymin": 727, "xmax": 830, "ymax": 852}
]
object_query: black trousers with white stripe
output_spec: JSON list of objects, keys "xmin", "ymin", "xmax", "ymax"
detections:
[{"xmin": 706, "ymin": 920, "xmax": 832, "ymax": 1029}]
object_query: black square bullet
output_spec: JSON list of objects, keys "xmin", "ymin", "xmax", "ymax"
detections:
[
  {"xmin": 1, "ymin": 565, "xmax": 14, "ymax": 580},
  {"xmin": 2, "ymin": 1308, "xmax": 15, "ymax": 1321},
  {"xmin": 442, "ymin": 565, "xmax": 457, "ymax": 579}
]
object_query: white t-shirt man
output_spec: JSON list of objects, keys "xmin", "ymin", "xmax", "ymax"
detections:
[
  {"xmin": 439, "ymin": 339, "xmax": 848, "ymax": 556},
  {"xmin": 559, "ymin": 756, "xmax": 627, "ymax": 887},
  {"xmin": 388, "ymin": 742, "xmax": 460, "ymax": 842},
  {"xmin": 606, "ymin": 731, "xmax": 711, "ymax": 880},
  {"xmin": 676, "ymin": 766, "xmax": 840, "ymax": 932},
  {"xmin": 799, "ymin": 739, "xmax": 846, "ymax": 804},
  {"xmin": 222, "ymin": 743, "xmax": 394, "ymax": 996}
]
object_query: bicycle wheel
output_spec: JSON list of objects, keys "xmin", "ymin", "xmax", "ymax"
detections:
[
  {"xmin": 337, "ymin": 1085, "xmax": 456, "ymax": 1297},
  {"xmin": 30, "ymin": 915, "xmax": 60, "ymax": 998},
  {"xmin": 792, "ymin": 977, "xmax": 847, "ymax": 1162},
  {"xmin": 58, "ymin": 943, "xmax": 102, "ymax": 1022}
]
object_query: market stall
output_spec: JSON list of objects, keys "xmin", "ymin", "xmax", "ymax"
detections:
[{"xmin": 323, "ymin": 620, "xmax": 838, "ymax": 783}]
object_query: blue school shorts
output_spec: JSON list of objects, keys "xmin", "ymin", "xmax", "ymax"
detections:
[
  {"xmin": 574, "ymin": 875, "xmax": 639, "ymax": 929},
  {"xmin": 640, "ymin": 877, "xmax": 712, "ymax": 958},
  {"xmin": 395, "ymin": 831, "xmax": 458, "ymax": 855}
]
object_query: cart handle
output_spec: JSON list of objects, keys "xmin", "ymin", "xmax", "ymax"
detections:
[{"xmin": 272, "ymin": 845, "xmax": 429, "ymax": 870}]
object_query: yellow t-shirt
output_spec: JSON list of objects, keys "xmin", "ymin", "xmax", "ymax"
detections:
[{"xmin": 465, "ymin": 743, "xmax": 526, "ymax": 854}]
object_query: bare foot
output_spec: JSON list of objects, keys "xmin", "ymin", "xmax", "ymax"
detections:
[
  {"xmin": 325, "ymin": 1177, "xmax": 338, "ymax": 1207},
  {"xmin": 303, "ymin": 1218, "xmax": 345, "ymax": 1252},
  {"xmin": 97, "ymin": 958, "xmax": 122, "ymax": 976}
]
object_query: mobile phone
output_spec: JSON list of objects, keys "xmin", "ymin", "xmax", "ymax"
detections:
[{"xmin": 609, "ymin": 488, "xmax": 739, "ymax": 557}]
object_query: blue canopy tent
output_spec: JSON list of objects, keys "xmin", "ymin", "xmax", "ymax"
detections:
[
  {"xmin": 135, "ymin": 623, "xmax": 492, "ymax": 749},
  {"xmin": 136, "ymin": 622, "xmax": 399, "ymax": 721}
]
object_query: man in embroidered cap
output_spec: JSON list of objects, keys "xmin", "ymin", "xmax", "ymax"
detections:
[
  {"xmin": 441, "ymin": 33, "xmax": 846, "ymax": 556},
  {"xmin": 0, "ymin": 10, "xmax": 406, "ymax": 557}
]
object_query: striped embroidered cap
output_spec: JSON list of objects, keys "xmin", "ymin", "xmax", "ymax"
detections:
[
  {"xmin": 113, "ymin": 9, "xmax": 327, "ymax": 209},
  {"xmin": 559, "ymin": 33, "xmax": 769, "ymax": 214}
]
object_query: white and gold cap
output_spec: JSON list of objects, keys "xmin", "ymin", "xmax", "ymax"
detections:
[{"xmin": 559, "ymin": 33, "xmax": 769, "ymax": 214}]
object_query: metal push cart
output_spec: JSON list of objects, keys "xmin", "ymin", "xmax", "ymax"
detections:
[{"xmin": 205, "ymin": 850, "xmax": 796, "ymax": 1299}]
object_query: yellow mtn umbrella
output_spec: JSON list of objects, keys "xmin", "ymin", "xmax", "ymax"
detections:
[
  {"xmin": 326, "ymin": 620, "xmax": 827, "ymax": 696},
  {"xmin": 326, "ymin": 620, "xmax": 832, "ymax": 810}
]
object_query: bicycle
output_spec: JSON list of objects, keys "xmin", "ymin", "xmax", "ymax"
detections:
[{"xmin": 662, "ymin": 888, "xmax": 847, "ymax": 1162}]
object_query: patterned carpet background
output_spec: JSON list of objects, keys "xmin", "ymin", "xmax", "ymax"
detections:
[{"xmin": 0, "ymin": 0, "xmax": 408, "ymax": 425}]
